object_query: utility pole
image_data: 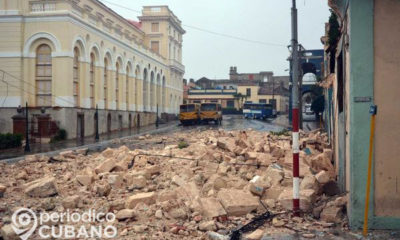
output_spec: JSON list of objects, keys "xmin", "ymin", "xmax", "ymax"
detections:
[{"xmin": 291, "ymin": 0, "xmax": 300, "ymax": 217}]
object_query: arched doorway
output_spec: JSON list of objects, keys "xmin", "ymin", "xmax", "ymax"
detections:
[
  {"xmin": 94, "ymin": 112, "xmax": 97, "ymax": 136},
  {"xmin": 77, "ymin": 113, "xmax": 84, "ymax": 140},
  {"xmin": 107, "ymin": 113, "xmax": 111, "ymax": 133},
  {"xmin": 301, "ymin": 72, "xmax": 318, "ymax": 119}
]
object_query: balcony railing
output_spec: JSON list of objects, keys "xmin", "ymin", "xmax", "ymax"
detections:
[
  {"xmin": 188, "ymin": 89, "xmax": 237, "ymax": 95},
  {"xmin": 31, "ymin": 2, "xmax": 56, "ymax": 12},
  {"xmin": 169, "ymin": 59, "xmax": 185, "ymax": 73}
]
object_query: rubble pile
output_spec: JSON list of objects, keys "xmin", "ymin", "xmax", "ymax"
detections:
[{"xmin": 0, "ymin": 129, "xmax": 348, "ymax": 239}]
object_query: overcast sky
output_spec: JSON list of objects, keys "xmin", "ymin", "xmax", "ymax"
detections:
[{"xmin": 100, "ymin": 0, "xmax": 330, "ymax": 80}]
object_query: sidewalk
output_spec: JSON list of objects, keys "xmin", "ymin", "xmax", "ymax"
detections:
[
  {"xmin": 272, "ymin": 114, "xmax": 321, "ymax": 132},
  {"xmin": 0, "ymin": 120, "xmax": 179, "ymax": 163}
]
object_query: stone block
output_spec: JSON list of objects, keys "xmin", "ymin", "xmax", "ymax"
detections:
[
  {"xmin": 198, "ymin": 197, "xmax": 227, "ymax": 219},
  {"xmin": 217, "ymin": 189, "xmax": 259, "ymax": 216},
  {"xmin": 95, "ymin": 159, "xmax": 117, "ymax": 174},
  {"xmin": 24, "ymin": 177, "xmax": 58, "ymax": 198},
  {"xmin": 116, "ymin": 209, "xmax": 136, "ymax": 220},
  {"xmin": 126, "ymin": 192, "xmax": 156, "ymax": 209}
]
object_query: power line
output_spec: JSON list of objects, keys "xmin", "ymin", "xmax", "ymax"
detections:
[{"xmin": 99, "ymin": 0, "xmax": 287, "ymax": 47}]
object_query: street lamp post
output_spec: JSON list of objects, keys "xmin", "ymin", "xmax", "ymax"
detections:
[
  {"xmin": 156, "ymin": 104, "xmax": 159, "ymax": 128},
  {"xmin": 24, "ymin": 102, "xmax": 30, "ymax": 152},
  {"xmin": 95, "ymin": 104, "xmax": 99, "ymax": 141}
]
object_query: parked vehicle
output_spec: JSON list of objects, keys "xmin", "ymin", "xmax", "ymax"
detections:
[
  {"xmin": 179, "ymin": 104, "xmax": 200, "ymax": 125},
  {"xmin": 243, "ymin": 103, "xmax": 273, "ymax": 120},
  {"xmin": 200, "ymin": 103, "xmax": 222, "ymax": 125}
]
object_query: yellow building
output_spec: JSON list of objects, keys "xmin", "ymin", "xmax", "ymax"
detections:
[{"xmin": 0, "ymin": 1, "xmax": 185, "ymax": 139}]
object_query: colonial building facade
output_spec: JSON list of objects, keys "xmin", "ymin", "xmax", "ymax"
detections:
[
  {"xmin": 0, "ymin": 1, "xmax": 185, "ymax": 139},
  {"xmin": 321, "ymin": 0, "xmax": 400, "ymax": 229}
]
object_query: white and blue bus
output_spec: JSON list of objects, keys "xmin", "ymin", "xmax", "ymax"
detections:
[{"xmin": 243, "ymin": 103, "xmax": 274, "ymax": 120}]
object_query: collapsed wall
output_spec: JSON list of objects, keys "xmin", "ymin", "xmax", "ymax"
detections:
[{"xmin": 0, "ymin": 129, "xmax": 348, "ymax": 239}]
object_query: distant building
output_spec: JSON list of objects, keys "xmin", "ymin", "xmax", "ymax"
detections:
[
  {"xmin": 186, "ymin": 67, "xmax": 289, "ymax": 113},
  {"xmin": 183, "ymin": 79, "xmax": 196, "ymax": 104}
]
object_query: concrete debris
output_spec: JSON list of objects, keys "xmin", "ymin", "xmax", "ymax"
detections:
[
  {"xmin": 217, "ymin": 189, "xmax": 259, "ymax": 216},
  {"xmin": 95, "ymin": 158, "xmax": 117, "ymax": 174},
  {"xmin": 265, "ymin": 164, "xmax": 284, "ymax": 186},
  {"xmin": 246, "ymin": 229, "xmax": 265, "ymax": 240},
  {"xmin": 272, "ymin": 217, "xmax": 285, "ymax": 227},
  {"xmin": 278, "ymin": 188, "xmax": 316, "ymax": 212},
  {"xmin": 197, "ymin": 197, "xmax": 227, "ymax": 219},
  {"xmin": 334, "ymin": 195, "xmax": 348, "ymax": 207},
  {"xmin": 76, "ymin": 168, "xmax": 96, "ymax": 186},
  {"xmin": 116, "ymin": 209, "xmax": 136, "ymax": 220},
  {"xmin": 93, "ymin": 181, "xmax": 111, "ymax": 197},
  {"xmin": 126, "ymin": 175, "xmax": 147, "ymax": 189},
  {"xmin": 199, "ymin": 220, "xmax": 217, "ymax": 231},
  {"xmin": 0, "ymin": 129, "xmax": 344, "ymax": 239},
  {"xmin": 310, "ymin": 152, "xmax": 335, "ymax": 178},
  {"xmin": 126, "ymin": 192, "xmax": 156, "ymax": 209},
  {"xmin": 320, "ymin": 205, "xmax": 343, "ymax": 223},
  {"xmin": 0, "ymin": 224, "xmax": 18, "ymax": 240},
  {"xmin": 24, "ymin": 177, "xmax": 58, "ymax": 198},
  {"xmin": 300, "ymin": 175, "xmax": 319, "ymax": 192},
  {"xmin": 315, "ymin": 170, "xmax": 330, "ymax": 184},
  {"xmin": 155, "ymin": 209, "xmax": 163, "ymax": 219},
  {"xmin": 249, "ymin": 175, "xmax": 271, "ymax": 196},
  {"xmin": 302, "ymin": 233, "xmax": 316, "ymax": 238},
  {"xmin": 62, "ymin": 195, "xmax": 80, "ymax": 209},
  {"xmin": 217, "ymin": 137, "xmax": 236, "ymax": 152}
]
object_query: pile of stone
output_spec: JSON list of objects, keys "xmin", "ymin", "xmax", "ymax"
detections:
[{"xmin": 0, "ymin": 129, "xmax": 348, "ymax": 239}]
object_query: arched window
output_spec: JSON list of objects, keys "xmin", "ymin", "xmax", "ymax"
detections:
[
  {"xmin": 150, "ymin": 71, "xmax": 154, "ymax": 111},
  {"xmin": 143, "ymin": 69, "xmax": 148, "ymax": 111},
  {"xmin": 104, "ymin": 59, "xmax": 108, "ymax": 109},
  {"xmin": 115, "ymin": 62, "xmax": 120, "ymax": 110},
  {"xmin": 156, "ymin": 74, "xmax": 161, "ymax": 109},
  {"xmin": 162, "ymin": 77, "xmax": 166, "ymax": 112},
  {"xmin": 36, "ymin": 44, "xmax": 52, "ymax": 107},
  {"xmin": 73, "ymin": 47, "xmax": 80, "ymax": 107},
  {"xmin": 135, "ymin": 67, "xmax": 139, "ymax": 110},
  {"xmin": 126, "ymin": 67, "xmax": 129, "ymax": 110},
  {"xmin": 90, "ymin": 53, "xmax": 95, "ymax": 108}
]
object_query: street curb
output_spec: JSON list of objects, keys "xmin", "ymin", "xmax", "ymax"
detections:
[{"xmin": 2, "ymin": 122, "xmax": 178, "ymax": 164}]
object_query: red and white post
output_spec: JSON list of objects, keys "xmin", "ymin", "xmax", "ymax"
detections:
[
  {"xmin": 292, "ymin": 109, "xmax": 300, "ymax": 216},
  {"xmin": 291, "ymin": 0, "xmax": 300, "ymax": 216}
]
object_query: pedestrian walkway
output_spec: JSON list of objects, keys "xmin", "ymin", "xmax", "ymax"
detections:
[{"xmin": 0, "ymin": 121, "xmax": 179, "ymax": 162}]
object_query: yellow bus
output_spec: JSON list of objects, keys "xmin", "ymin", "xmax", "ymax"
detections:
[
  {"xmin": 200, "ymin": 103, "xmax": 222, "ymax": 125},
  {"xmin": 179, "ymin": 104, "xmax": 200, "ymax": 125}
]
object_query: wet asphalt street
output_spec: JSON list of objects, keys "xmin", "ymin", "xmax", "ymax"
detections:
[
  {"xmin": 182, "ymin": 114, "xmax": 287, "ymax": 132},
  {"xmin": 0, "ymin": 115, "xmax": 289, "ymax": 161}
]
